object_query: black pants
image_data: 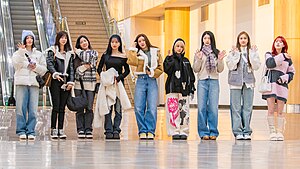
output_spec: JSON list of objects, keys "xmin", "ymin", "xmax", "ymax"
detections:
[
  {"xmin": 104, "ymin": 98, "xmax": 122, "ymax": 134},
  {"xmin": 75, "ymin": 89, "xmax": 95, "ymax": 133},
  {"xmin": 50, "ymin": 79, "xmax": 70, "ymax": 129}
]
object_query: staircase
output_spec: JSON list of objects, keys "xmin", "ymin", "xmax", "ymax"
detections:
[
  {"xmin": 57, "ymin": 0, "xmax": 135, "ymax": 105},
  {"xmin": 9, "ymin": 0, "xmax": 51, "ymax": 106},
  {"xmin": 58, "ymin": 0, "xmax": 108, "ymax": 54}
]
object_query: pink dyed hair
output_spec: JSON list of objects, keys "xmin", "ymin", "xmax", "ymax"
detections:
[{"xmin": 272, "ymin": 36, "xmax": 288, "ymax": 55}]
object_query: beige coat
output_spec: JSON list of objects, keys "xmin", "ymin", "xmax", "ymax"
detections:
[{"xmin": 127, "ymin": 47, "xmax": 163, "ymax": 78}]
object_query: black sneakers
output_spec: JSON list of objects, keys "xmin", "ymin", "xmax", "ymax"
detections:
[
  {"xmin": 85, "ymin": 131, "xmax": 93, "ymax": 139},
  {"xmin": 105, "ymin": 133, "xmax": 114, "ymax": 139},
  {"xmin": 172, "ymin": 134, "xmax": 181, "ymax": 140},
  {"xmin": 113, "ymin": 133, "xmax": 120, "ymax": 139},
  {"xmin": 78, "ymin": 131, "xmax": 85, "ymax": 139}
]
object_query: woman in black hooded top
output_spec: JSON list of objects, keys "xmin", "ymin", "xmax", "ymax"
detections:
[{"xmin": 163, "ymin": 38, "xmax": 195, "ymax": 140}]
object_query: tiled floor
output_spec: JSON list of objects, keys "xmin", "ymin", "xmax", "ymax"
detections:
[{"xmin": 1, "ymin": 107, "xmax": 300, "ymax": 168}]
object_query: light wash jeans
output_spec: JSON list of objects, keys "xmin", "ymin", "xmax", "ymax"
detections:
[
  {"xmin": 15, "ymin": 85, "xmax": 39, "ymax": 136},
  {"xmin": 134, "ymin": 74, "xmax": 158, "ymax": 135},
  {"xmin": 197, "ymin": 79, "xmax": 220, "ymax": 138},
  {"xmin": 230, "ymin": 84, "xmax": 254, "ymax": 136}
]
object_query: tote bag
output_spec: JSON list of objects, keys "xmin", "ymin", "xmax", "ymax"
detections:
[
  {"xmin": 67, "ymin": 78, "xmax": 88, "ymax": 111},
  {"xmin": 258, "ymin": 67, "xmax": 271, "ymax": 93}
]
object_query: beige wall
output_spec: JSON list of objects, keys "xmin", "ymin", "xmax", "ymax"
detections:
[
  {"xmin": 189, "ymin": 0, "xmax": 274, "ymax": 105},
  {"xmin": 116, "ymin": 0, "xmax": 275, "ymax": 106},
  {"xmin": 107, "ymin": 0, "xmax": 169, "ymax": 20},
  {"xmin": 118, "ymin": 16, "xmax": 166, "ymax": 104},
  {"xmin": 274, "ymin": 0, "xmax": 300, "ymax": 104}
]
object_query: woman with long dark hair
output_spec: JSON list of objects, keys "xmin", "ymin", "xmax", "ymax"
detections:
[
  {"xmin": 97, "ymin": 34, "xmax": 130, "ymax": 139},
  {"xmin": 226, "ymin": 31, "xmax": 261, "ymax": 140},
  {"xmin": 193, "ymin": 31, "xmax": 226, "ymax": 140},
  {"xmin": 12, "ymin": 30, "xmax": 47, "ymax": 140},
  {"xmin": 46, "ymin": 31, "xmax": 74, "ymax": 139},
  {"xmin": 74, "ymin": 35, "xmax": 98, "ymax": 139},
  {"xmin": 127, "ymin": 33, "xmax": 163, "ymax": 140}
]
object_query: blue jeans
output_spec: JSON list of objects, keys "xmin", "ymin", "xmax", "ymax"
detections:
[
  {"xmin": 105, "ymin": 97, "xmax": 122, "ymax": 134},
  {"xmin": 230, "ymin": 84, "xmax": 254, "ymax": 136},
  {"xmin": 134, "ymin": 74, "xmax": 158, "ymax": 135},
  {"xmin": 197, "ymin": 79, "xmax": 219, "ymax": 137},
  {"xmin": 15, "ymin": 85, "xmax": 39, "ymax": 136}
]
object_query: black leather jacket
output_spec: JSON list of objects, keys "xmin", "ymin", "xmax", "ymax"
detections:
[{"xmin": 46, "ymin": 50, "xmax": 75, "ymax": 83}]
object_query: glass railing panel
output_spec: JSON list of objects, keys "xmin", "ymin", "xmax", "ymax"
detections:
[
  {"xmin": 0, "ymin": 0, "xmax": 16, "ymax": 106},
  {"xmin": 40, "ymin": 0, "xmax": 56, "ymax": 46},
  {"xmin": 33, "ymin": 0, "xmax": 49, "ymax": 52}
]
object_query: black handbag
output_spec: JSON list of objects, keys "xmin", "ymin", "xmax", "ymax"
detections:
[{"xmin": 67, "ymin": 78, "xmax": 88, "ymax": 111}]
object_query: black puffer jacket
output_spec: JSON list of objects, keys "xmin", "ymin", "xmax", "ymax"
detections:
[
  {"xmin": 46, "ymin": 49, "xmax": 74, "ymax": 83},
  {"xmin": 164, "ymin": 54, "xmax": 195, "ymax": 96}
]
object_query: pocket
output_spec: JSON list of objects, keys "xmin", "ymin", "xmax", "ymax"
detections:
[
  {"xmin": 228, "ymin": 71, "xmax": 239, "ymax": 83},
  {"xmin": 245, "ymin": 72, "xmax": 255, "ymax": 81}
]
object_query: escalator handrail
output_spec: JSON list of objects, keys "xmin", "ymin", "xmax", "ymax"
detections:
[
  {"xmin": 0, "ymin": 0, "xmax": 16, "ymax": 106},
  {"xmin": 33, "ymin": 0, "xmax": 50, "ymax": 52}
]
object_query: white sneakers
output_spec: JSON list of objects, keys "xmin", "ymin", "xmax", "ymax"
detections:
[
  {"xmin": 19, "ymin": 134, "xmax": 35, "ymax": 141},
  {"xmin": 235, "ymin": 134, "xmax": 251, "ymax": 140},
  {"xmin": 269, "ymin": 132, "xmax": 277, "ymax": 141},
  {"xmin": 243, "ymin": 134, "xmax": 251, "ymax": 140},
  {"xmin": 19, "ymin": 134, "xmax": 27, "ymax": 140},
  {"xmin": 28, "ymin": 135, "xmax": 36, "ymax": 141},
  {"xmin": 236, "ymin": 134, "xmax": 244, "ymax": 140}
]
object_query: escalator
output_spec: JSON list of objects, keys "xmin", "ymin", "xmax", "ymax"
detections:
[
  {"xmin": 10, "ymin": 0, "xmax": 41, "ymax": 50},
  {"xmin": 9, "ymin": 0, "xmax": 51, "ymax": 106}
]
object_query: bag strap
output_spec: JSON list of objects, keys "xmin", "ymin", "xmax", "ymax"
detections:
[
  {"xmin": 78, "ymin": 77, "xmax": 87, "ymax": 98},
  {"xmin": 261, "ymin": 63, "xmax": 271, "ymax": 83},
  {"xmin": 79, "ymin": 77, "xmax": 85, "ymax": 91}
]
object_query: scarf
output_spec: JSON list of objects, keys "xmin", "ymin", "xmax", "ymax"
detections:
[{"xmin": 202, "ymin": 45, "xmax": 216, "ymax": 73}]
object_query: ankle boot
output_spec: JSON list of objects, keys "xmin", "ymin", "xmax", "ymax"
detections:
[
  {"xmin": 276, "ymin": 117, "xmax": 285, "ymax": 141},
  {"xmin": 267, "ymin": 116, "xmax": 277, "ymax": 141}
]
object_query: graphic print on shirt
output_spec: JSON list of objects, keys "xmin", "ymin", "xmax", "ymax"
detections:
[{"xmin": 167, "ymin": 97, "xmax": 179, "ymax": 128}]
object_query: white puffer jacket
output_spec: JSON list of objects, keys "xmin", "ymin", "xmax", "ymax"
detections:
[{"xmin": 12, "ymin": 48, "xmax": 48, "ymax": 86}]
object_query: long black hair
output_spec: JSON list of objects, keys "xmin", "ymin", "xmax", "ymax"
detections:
[
  {"xmin": 23, "ymin": 35, "xmax": 35, "ymax": 49},
  {"xmin": 200, "ymin": 31, "xmax": 220, "ymax": 56},
  {"xmin": 55, "ymin": 31, "xmax": 71, "ymax": 52},
  {"xmin": 75, "ymin": 35, "xmax": 92, "ymax": 50},
  {"xmin": 134, "ymin": 33, "xmax": 157, "ymax": 51},
  {"xmin": 172, "ymin": 38, "xmax": 185, "ymax": 57},
  {"xmin": 104, "ymin": 34, "xmax": 123, "ymax": 55}
]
